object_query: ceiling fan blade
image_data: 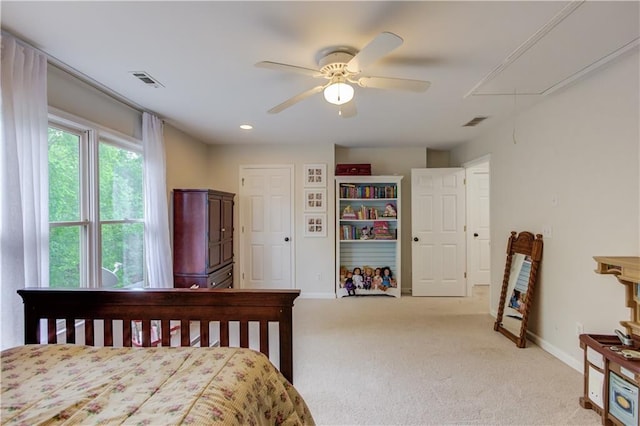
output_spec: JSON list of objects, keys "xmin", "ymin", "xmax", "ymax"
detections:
[
  {"xmin": 357, "ymin": 76, "xmax": 431, "ymax": 92},
  {"xmin": 338, "ymin": 100, "xmax": 357, "ymax": 119},
  {"xmin": 346, "ymin": 32, "xmax": 403, "ymax": 73},
  {"xmin": 268, "ymin": 85, "xmax": 326, "ymax": 114},
  {"xmin": 256, "ymin": 61, "xmax": 323, "ymax": 78}
]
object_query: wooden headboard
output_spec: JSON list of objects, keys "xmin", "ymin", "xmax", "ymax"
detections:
[{"xmin": 17, "ymin": 288, "xmax": 300, "ymax": 383}]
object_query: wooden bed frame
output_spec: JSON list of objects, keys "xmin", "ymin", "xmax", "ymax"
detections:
[{"xmin": 17, "ymin": 288, "xmax": 300, "ymax": 383}]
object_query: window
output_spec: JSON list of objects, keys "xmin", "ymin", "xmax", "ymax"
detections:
[{"xmin": 48, "ymin": 116, "xmax": 144, "ymax": 288}]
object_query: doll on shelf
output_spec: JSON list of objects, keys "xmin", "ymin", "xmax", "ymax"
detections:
[
  {"xmin": 383, "ymin": 203, "xmax": 397, "ymax": 217},
  {"xmin": 344, "ymin": 271, "xmax": 356, "ymax": 296},
  {"xmin": 381, "ymin": 266, "xmax": 396, "ymax": 289},
  {"xmin": 373, "ymin": 267, "xmax": 383, "ymax": 290},
  {"xmin": 363, "ymin": 266, "xmax": 373, "ymax": 290},
  {"xmin": 352, "ymin": 267, "xmax": 364, "ymax": 289},
  {"xmin": 340, "ymin": 265, "xmax": 347, "ymax": 284}
]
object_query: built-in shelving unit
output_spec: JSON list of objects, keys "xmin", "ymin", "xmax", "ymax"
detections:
[{"xmin": 335, "ymin": 176, "xmax": 402, "ymax": 298}]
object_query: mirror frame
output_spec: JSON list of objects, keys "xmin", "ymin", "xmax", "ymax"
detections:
[{"xmin": 494, "ymin": 231, "xmax": 544, "ymax": 348}]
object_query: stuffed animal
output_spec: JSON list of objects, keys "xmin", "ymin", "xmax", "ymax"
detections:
[
  {"xmin": 383, "ymin": 203, "xmax": 397, "ymax": 217},
  {"xmin": 360, "ymin": 226, "xmax": 371, "ymax": 240}
]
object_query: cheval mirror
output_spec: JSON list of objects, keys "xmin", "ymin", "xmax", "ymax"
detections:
[{"xmin": 494, "ymin": 231, "xmax": 544, "ymax": 348}]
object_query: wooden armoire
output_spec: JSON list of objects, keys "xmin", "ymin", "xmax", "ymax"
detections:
[{"xmin": 172, "ymin": 189, "xmax": 234, "ymax": 288}]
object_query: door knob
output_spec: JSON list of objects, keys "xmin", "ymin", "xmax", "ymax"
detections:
[
  {"xmin": 413, "ymin": 237, "xmax": 419, "ymax": 242},
  {"xmin": 473, "ymin": 233, "xmax": 479, "ymax": 237},
  {"xmin": 284, "ymin": 237, "xmax": 290, "ymax": 242}
]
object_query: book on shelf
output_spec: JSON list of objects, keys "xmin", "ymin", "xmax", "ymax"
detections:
[
  {"xmin": 340, "ymin": 224, "xmax": 359, "ymax": 240},
  {"xmin": 339, "ymin": 184, "xmax": 398, "ymax": 199},
  {"xmin": 357, "ymin": 205, "xmax": 379, "ymax": 220}
]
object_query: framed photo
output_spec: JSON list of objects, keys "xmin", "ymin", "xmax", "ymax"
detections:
[
  {"xmin": 304, "ymin": 213, "xmax": 327, "ymax": 237},
  {"xmin": 304, "ymin": 188, "xmax": 326, "ymax": 212},
  {"xmin": 303, "ymin": 163, "xmax": 327, "ymax": 187}
]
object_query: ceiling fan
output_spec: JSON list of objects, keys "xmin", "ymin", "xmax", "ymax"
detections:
[{"xmin": 256, "ymin": 32, "xmax": 431, "ymax": 118}]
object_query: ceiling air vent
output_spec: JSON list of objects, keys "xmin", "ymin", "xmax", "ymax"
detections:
[
  {"xmin": 463, "ymin": 116, "xmax": 488, "ymax": 127},
  {"xmin": 130, "ymin": 71, "xmax": 164, "ymax": 88}
]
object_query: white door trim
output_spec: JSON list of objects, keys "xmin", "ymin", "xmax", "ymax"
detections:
[
  {"xmin": 462, "ymin": 154, "xmax": 491, "ymax": 169},
  {"xmin": 238, "ymin": 164, "xmax": 295, "ymax": 289}
]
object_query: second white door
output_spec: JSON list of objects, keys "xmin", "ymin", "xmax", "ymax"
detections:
[
  {"xmin": 239, "ymin": 166, "xmax": 294, "ymax": 289},
  {"xmin": 466, "ymin": 162, "xmax": 491, "ymax": 288},
  {"xmin": 411, "ymin": 168, "xmax": 466, "ymax": 296}
]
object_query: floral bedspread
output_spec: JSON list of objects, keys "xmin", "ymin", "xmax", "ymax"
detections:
[{"xmin": 1, "ymin": 344, "xmax": 314, "ymax": 425}]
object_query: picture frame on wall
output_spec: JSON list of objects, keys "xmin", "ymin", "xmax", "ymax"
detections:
[
  {"xmin": 303, "ymin": 163, "xmax": 327, "ymax": 188},
  {"xmin": 304, "ymin": 188, "xmax": 326, "ymax": 212},
  {"xmin": 304, "ymin": 213, "xmax": 327, "ymax": 237}
]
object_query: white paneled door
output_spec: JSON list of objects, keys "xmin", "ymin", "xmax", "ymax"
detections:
[
  {"xmin": 239, "ymin": 166, "xmax": 294, "ymax": 289},
  {"xmin": 466, "ymin": 163, "xmax": 491, "ymax": 288},
  {"xmin": 411, "ymin": 168, "xmax": 466, "ymax": 296}
]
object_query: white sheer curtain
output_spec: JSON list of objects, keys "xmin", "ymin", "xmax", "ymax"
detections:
[
  {"xmin": 142, "ymin": 112, "xmax": 173, "ymax": 288},
  {"xmin": 0, "ymin": 34, "xmax": 49, "ymax": 349}
]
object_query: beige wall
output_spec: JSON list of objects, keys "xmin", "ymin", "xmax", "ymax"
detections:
[
  {"xmin": 207, "ymin": 143, "xmax": 335, "ymax": 297},
  {"xmin": 48, "ymin": 66, "xmax": 141, "ymax": 139},
  {"xmin": 165, "ymin": 125, "xmax": 210, "ymax": 192},
  {"xmin": 426, "ymin": 149, "xmax": 450, "ymax": 168},
  {"xmin": 450, "ymin": 50, "xmax": 640, "ymax": 370}
]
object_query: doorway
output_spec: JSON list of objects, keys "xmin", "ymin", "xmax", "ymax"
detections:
[
  {"xmin": 410, "ymin": 159, "xmax": 491, "ymax": 299},
  {"xmin": 239, "ymin": 165, "xmax": 294, "ymax": 289},
  {"xmin": 464, "ymin": 156, "xmax": 491, "ymax": 297}
]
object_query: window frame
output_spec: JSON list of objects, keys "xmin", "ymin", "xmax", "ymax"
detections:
[{"xmin": 48, "ymin": 108, "xmax": 144, "ymax": 288}]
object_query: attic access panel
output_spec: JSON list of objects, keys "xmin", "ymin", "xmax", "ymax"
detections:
[{"xmin": 467, "ymin": 1, "xmax": 640, "ymax": 96}]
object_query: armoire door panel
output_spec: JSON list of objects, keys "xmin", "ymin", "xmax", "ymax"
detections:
[{"xmin": 173, "ymin": 189, "xmax": 235, "ymax": 288}]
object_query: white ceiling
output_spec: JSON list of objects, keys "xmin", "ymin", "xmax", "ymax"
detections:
[{"xmin": 2, "ymin": 1, "xmax": 638, "ymax": 150}]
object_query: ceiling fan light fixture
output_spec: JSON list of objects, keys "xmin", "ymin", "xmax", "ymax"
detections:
[{"xmin": 323, "ymin": 82, "xmax": 354, "ymax": 105}]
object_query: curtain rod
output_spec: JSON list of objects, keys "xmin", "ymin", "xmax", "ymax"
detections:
[{"xmin": 2, "ymin": 30, "xmax": 161, "ymax": 119}]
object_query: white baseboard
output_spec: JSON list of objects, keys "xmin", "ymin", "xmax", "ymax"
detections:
[
  {"xmin": 526, "ymin": 330, "xmax": 583, "ymax": 373},
  {"xmin": 489, "ymin": 310, "xmax": 583, "ymax": 373},
  {"xmin": 299, "ymin": 292, "xmax": 336, "ymax": 299}
]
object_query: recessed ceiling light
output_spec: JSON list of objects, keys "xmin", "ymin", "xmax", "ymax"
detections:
[{"xmin": 240, "ymin": 124, "xmax": 253, "ymax": 130}]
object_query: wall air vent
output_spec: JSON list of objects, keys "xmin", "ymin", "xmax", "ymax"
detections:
[
  {"xmin": 130, "ymin": 71, "xmax": 164, "ymax": 88},
  {"xmin": 463, "ymin": 116, "xmax": 489, "ymax": 127}
]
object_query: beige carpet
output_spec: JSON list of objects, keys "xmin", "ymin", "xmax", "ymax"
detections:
[{"xmin": 292, "ymin": 287, "xmax": 601, "ymax": 425}]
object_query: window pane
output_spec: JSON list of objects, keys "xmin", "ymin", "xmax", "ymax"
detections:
[
  {"xmin": 49, "ymin": 226, "xmax": 81, "ymax": 288},
  {"xmin": 48, "ymin": 127, "xmax": 80, "ymax": 222},
  {"xmin": 102, "ymin": 222, "xmax": 144, "ymax": 288},
  {"xmin": 99, "ymin": 142, "xmax": 143, "ymax": 221}
]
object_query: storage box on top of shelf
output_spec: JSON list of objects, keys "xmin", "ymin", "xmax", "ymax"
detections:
[{"xmin": 335, "ymin": 164, "xmax": 371, "ymax": 176}]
